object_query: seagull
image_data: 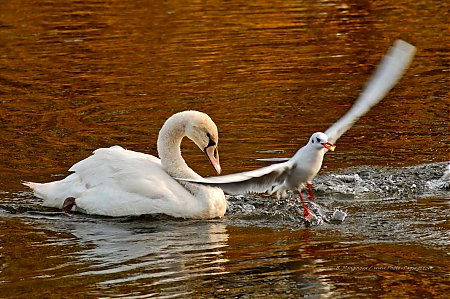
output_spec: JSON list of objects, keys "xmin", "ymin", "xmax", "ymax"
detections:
[{"xmin": 178, "ymin": 40, "xmax": 416, "ymax": 219}]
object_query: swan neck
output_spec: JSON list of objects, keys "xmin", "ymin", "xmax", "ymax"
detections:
[{"xmin": 157, "ymin": 120, "xmax": 186, "ymax": 166}]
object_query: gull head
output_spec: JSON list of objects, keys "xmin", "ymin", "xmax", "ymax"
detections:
[
  {"xmin": 309, "ymin": 132, "xmax": 336, "ymax": 151},
  {"xmin": 185, "ymin": 111, "xmax": 221, "ymax": 174}
]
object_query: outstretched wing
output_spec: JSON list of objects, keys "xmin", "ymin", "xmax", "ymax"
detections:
[
  {"xmin": 178, "ymin": 161, "xmax": 295, "ymax": 195},
  {"xmin": 180, "ymin": 40, "xmax": 416, "ymax": 196},
  {"xmin": 325, "ymin": 39, "xmax": 416, "ymax": 144}
]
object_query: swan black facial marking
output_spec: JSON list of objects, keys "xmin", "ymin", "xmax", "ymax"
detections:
[{"xmin": 206, "ymin": 133, "xmax": 216, "ymax": 148}]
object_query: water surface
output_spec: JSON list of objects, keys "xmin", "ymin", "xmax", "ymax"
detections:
[{"xmin": 1, "ymin": 0, "xmax": 448, "ymax": 298}]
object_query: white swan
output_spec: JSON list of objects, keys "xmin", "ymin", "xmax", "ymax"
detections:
[{"xmin": 23, "ymin": 111, "xmax": 227, "ymax": 219}]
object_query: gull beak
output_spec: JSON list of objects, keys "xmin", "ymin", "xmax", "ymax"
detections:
[
  {"xmin": 205, "ymin": 146, "xmax": 221, "ymax": 174},
  {"xmin": 322, "ymin": 142, "xmax": 336, "ymax": 151}
]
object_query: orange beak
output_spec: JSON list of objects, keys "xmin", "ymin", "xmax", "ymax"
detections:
[
  {"xmin": 205, "ymin": 146, "xmax": 221, "ymax": 174},
  {"xmin": 322, "ymin": 142, "xmax": 336, "ymax": 151}
]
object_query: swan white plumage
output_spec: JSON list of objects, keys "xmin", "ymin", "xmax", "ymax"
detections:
[{"xmin": 23, "ymin": 111, "xmax": 227, "ymax": 219}]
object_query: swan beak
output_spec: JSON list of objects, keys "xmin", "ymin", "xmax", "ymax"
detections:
[
  {"xmin": 205, "ymin": 146, "xmax": 221, "ymax": 174},
  {"xmin": 322, "ymin": 142, "xmax": 336, "ymax": 151}
]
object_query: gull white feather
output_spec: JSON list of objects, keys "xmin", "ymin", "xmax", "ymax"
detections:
[{"xmin": 178, "ymin": 40, "xmax": 416, "ymax": 218}]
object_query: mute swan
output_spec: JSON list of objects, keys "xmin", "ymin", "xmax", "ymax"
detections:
[
  {"xmin": 179, "ymin": 40, "xmax": 416, "ymax": 220},
  {"xmin": 23, "ymin": 111, "xmax": 227, "ymax": 219}
]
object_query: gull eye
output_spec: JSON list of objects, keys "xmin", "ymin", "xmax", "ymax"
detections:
[{"xmin": 316, "ymin": 137, "xmax": 321, "ymax": 143}]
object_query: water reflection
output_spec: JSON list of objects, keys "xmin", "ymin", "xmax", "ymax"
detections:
[
  {"xmin": 1, "ymin": 182, "xmax": 448, "ymax": 298},
  {"xmin": 36, "ymin": 215, "xmax": 229, "ymax": 290},
  {"xmin": 1, "ymin": 211, "xmax": 338, "ymax": 298}
]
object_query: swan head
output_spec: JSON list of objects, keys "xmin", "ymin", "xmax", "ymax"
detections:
[
  {"xmin": 309, "ymin": 132, "xmax": 335, "ymax": 151},
  {"xmin": 185, "ymin": 112, "xmax": 221, "ymax": 174}
]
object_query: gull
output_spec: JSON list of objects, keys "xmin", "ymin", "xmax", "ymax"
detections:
[{"xmin": 178, "ymin": 40, "xmax": 416, "ymax": 219}]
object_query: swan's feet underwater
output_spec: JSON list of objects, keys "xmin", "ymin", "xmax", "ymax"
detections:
[{"xmin": 62, "ymin": 197, "xmax": 76, "ymax": 213}]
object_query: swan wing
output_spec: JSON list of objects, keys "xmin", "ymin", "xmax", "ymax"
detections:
[
  {"xmin": 325, "ymin": 39, "xmax": 416, "ymax": 144},
  {"xmin": 26, "ymin": 146, "xmax": 196, "ymax": 216},
  {"xmin": 68, "ymin": 145, "xmax": 162, "ymax": 188},
  {"xmin": 69, "ymin": 146, "xmax": 221, "ymax": 217},
  {"xmin": 178, "ymin": 161, "xmax": 294, "ymax": 195}
]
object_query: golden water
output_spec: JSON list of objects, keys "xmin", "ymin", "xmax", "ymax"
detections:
[{"xmin": 0, "ymin": 0, "xmax": 448, "ymax": 298}]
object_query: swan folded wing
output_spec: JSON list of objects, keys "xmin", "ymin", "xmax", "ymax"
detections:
[
  {"xmin": 65, "ymin": 146, "xmax": 200, "ymax": 217},
  {"xmin": 29, "ymin": 146, "xmax": 169, "ymax": 210},
  {"xmin": 325, "ymin": 40, "xmax": 416, "ymax": 144},
  {"xmin": 69, "ymin": 146, "xmax": 161, "ymax": 188},
  {"xmin": 178, "ymin": 161, "xmax": 294, "ymax": 195},
  {"xmin": 75, "ymin": 175, "xmax": 196, "ymax": 217}
]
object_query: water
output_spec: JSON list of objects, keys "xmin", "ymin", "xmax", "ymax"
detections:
[{"xmin": 1, "ymin": 0, "xmax": 449, "ymax": 298}]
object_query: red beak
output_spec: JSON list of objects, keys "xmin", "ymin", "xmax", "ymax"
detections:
[{"xmin": 322, "ymin": 142, "xmax": 336, "ymax": 151}]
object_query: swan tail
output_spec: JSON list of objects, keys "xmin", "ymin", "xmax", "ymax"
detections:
[
  {"xmin": 22, "ymin": 175, "xmax": 85, "ymax": 209},
  {"xmin": 22, "ymin": 181, "xmax": 47, "ymax": 199}
]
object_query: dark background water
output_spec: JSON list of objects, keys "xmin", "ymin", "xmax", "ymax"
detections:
[{"xmin": 0, "ymin": 0, "xmax": 448, "ymax": 298}]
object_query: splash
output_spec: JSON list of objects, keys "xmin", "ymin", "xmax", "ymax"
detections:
[{"xmin": 226, "ymin": 162, "xmax": 449, "ymax": 227}]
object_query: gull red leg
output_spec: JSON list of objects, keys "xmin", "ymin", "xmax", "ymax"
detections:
[
  {"xmin": 306, "ymin": 183, "xmax": 314, "ymax": 201},
  {"xmin": 298, "ymin": 191, "xmax": 312, "ymax": 219}
]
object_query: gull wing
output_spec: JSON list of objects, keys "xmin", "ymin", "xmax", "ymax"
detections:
[
  {"xmin": 325, "ymin": 39, "xmax": 416, "ymax": 144},
  {"xmin": 180, "ymin": 40, "xmax": 416, "ymax": 195},
  {"xmin": 178, "ymin": 161, "xmax": 294, "ymax": 195}
]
